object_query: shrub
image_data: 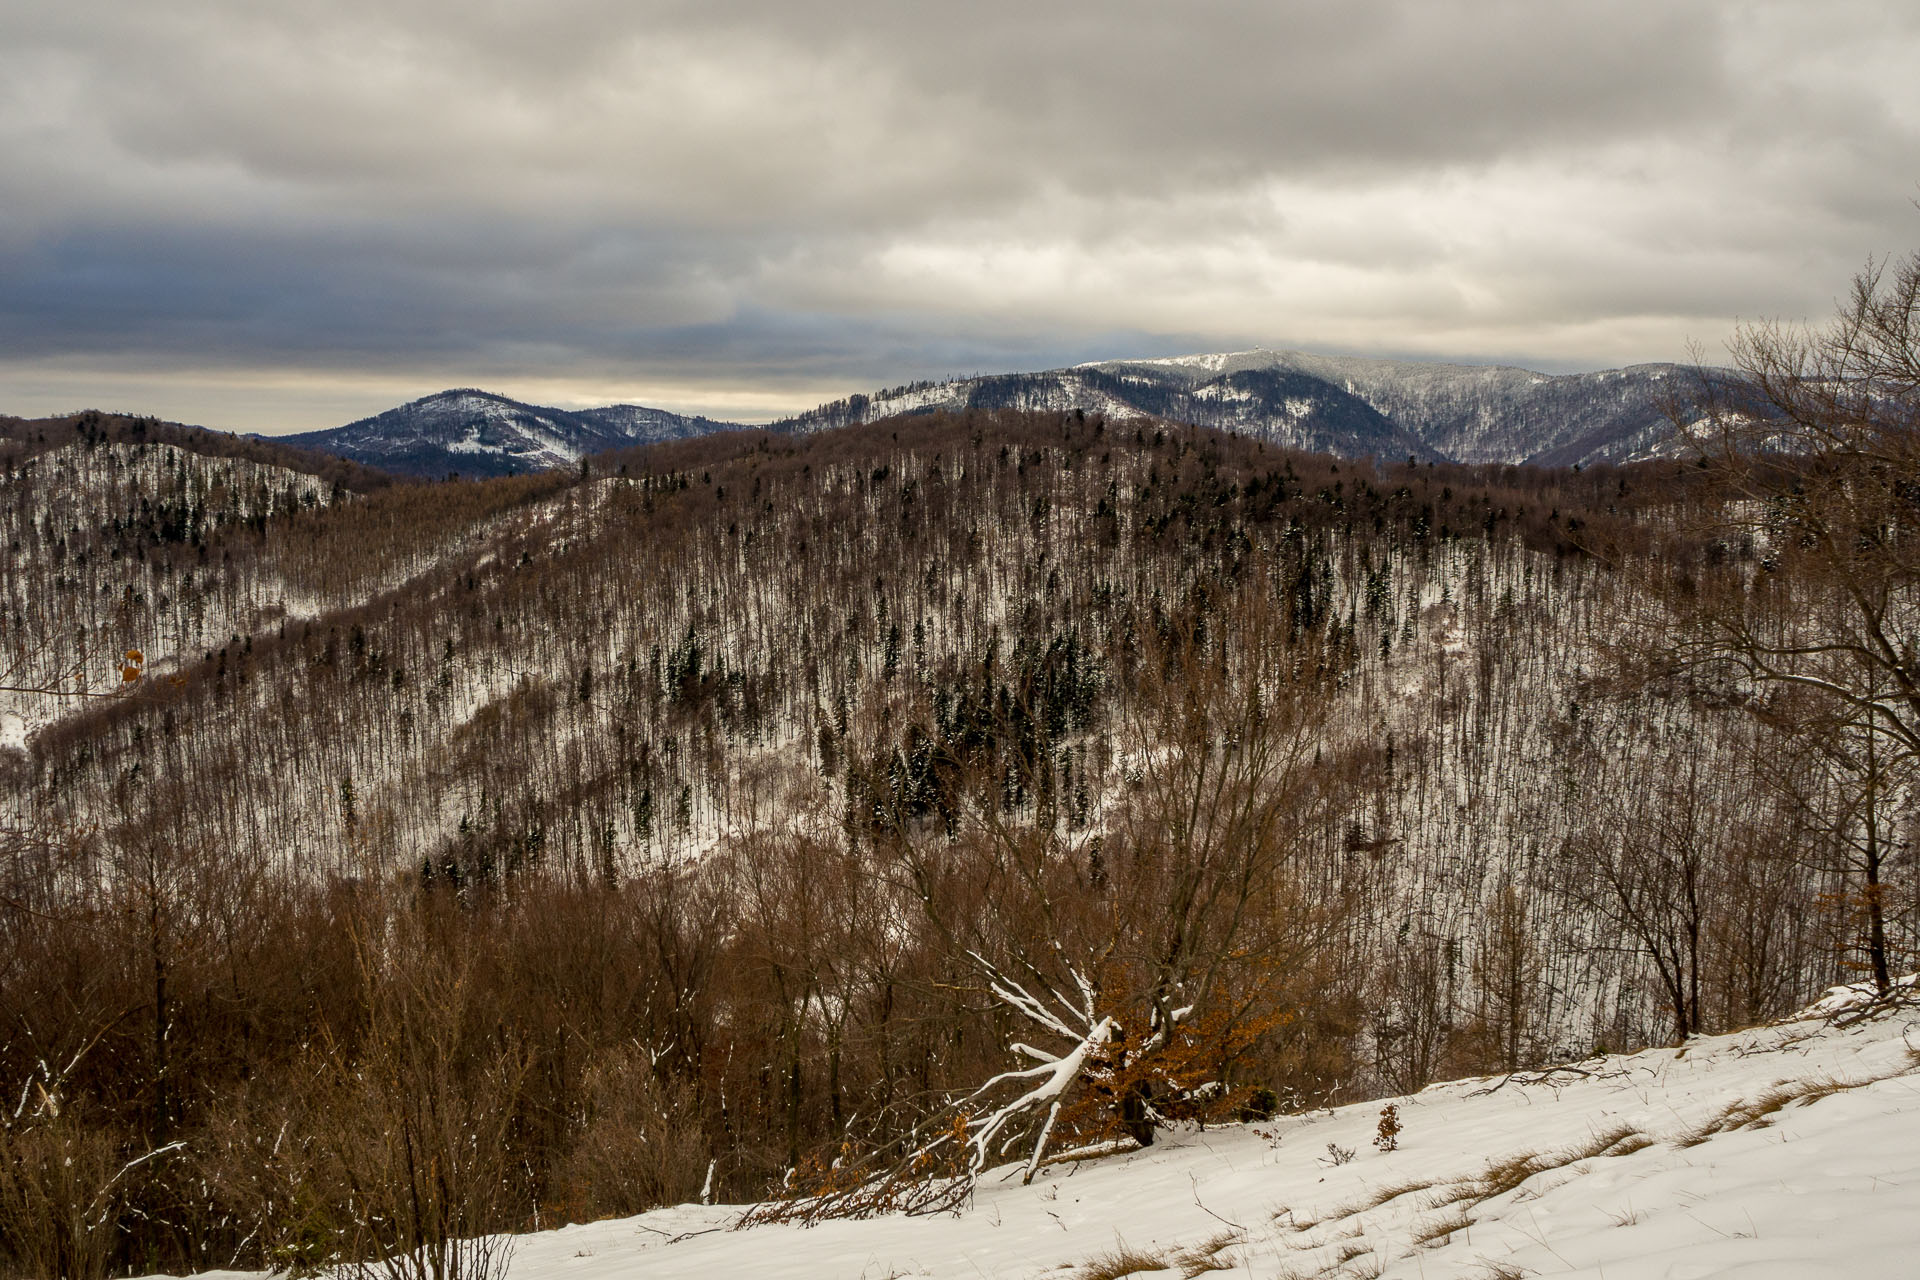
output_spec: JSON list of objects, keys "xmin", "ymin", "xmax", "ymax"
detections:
[
  {"xmin": 0, "ymin": 1108, "xmax": 125, "ymax": 1280},
  {"xmin": 1374, "ymin": 1103, "xmax": 1402, "ymax": 1152}
]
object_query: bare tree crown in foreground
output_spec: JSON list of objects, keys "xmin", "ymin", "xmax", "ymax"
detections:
[{"xmin": 1668, "ymin": 248, "xmax": 1920, "ymax": 996}]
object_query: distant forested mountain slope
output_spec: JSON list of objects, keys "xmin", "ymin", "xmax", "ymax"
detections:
[
  {"xmin": 1088, "ymin": 350, "xmax": 1696, "ymax": 464},
  {"xmin": 1, "ymin": 411, "xmax": 558, "ymax": 754},
  {"xmin": 276, "ymin": 388, "xmax": 745, "ymax": 478},
  {"xmin": 773, "ymin": 363, "xmax": 1438, "ymax": 460},
  {"xmin": 2, "ymin": 407, "xmax": 394, "ymax": 492},
  {"xmin": 784, "ymin": 351, "xmax": 1694, "ymax": 465}
]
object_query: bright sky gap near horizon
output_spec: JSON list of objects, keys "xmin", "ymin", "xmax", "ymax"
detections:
[{"xmin": 3, "ymin": 1, "xmax": 1917, "ymax": 435}]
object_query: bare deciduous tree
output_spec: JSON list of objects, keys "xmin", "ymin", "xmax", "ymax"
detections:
[{"xmin": 1667, "ymin": 248, "xmax": 1920, "ymax": 994}]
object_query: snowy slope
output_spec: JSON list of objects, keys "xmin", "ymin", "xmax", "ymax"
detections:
[
  {"xmin": 480, "ymin": 993, "xmax": 1920, "ymax": 1279},
  {"xmin": 139, "ymin": 992, "xmax": 1910, "ymax": 1280}
]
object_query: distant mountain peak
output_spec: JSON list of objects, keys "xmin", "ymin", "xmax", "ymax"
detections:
[{"xmin": 277, "ymin": 389, "xmax": 744, "ymax": 479}]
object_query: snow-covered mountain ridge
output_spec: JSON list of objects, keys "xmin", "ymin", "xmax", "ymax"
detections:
[
  {"xmin": 1091, "ymin": 349, "xmax": 1695, "ymax": 466},
  {"xmin": 772, "ymin": 349, "xmax": 1696, "ymax": 466},
  {"xmin": 775, "ymin": 360, "xmax": 1437, "ymax": 462},
  {"xmin": 276, "ymin": 351, "xmax": 1700, "ymax": 478}
]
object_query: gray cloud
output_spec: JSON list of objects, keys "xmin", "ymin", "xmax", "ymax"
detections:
[{"xmin": 2, "ymin": 0, "xmax": 1916, "ymax": 431}]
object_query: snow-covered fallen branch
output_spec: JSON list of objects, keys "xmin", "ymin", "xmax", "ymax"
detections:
[
  {"xmin": 1800, "ymin": 974, "xmax": 1919, "ymax": 1026},
  {"xmin": 737, "ymin": 953, "xmax": 1130, "ymax": 1225},
  {"xmin": 1466, "ymin": 1059, "xmax": 1630, "ymax": 1097}
]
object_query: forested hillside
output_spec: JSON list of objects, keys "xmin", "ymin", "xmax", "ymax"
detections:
[{"xmin": 1, "ymin": 387, "xmax": 1914, "ymax": 1275}]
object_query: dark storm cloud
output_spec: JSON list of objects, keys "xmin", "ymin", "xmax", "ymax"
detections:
[{"xmin": 1, "ymin": 0, "xmax": 1917, "ymax": 430}]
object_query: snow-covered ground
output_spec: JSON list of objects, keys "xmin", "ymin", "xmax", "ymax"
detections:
[
  {"xmin": 174, "ymin": 987, "xmax": 1907, "ymax": 1280},
  {"xmin": 502, "ymin": 998, "xmax": 1918, "ymax": 1278}
]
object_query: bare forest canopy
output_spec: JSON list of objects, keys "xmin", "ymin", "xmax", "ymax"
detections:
[{"xmin": 1, "ymin": 386, "xmax": 1915, "ymax": 1277}]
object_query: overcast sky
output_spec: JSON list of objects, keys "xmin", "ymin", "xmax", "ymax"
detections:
[{"xmin": 3, "ymin": 0, "xmax": 1917, "ymax": 432}]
